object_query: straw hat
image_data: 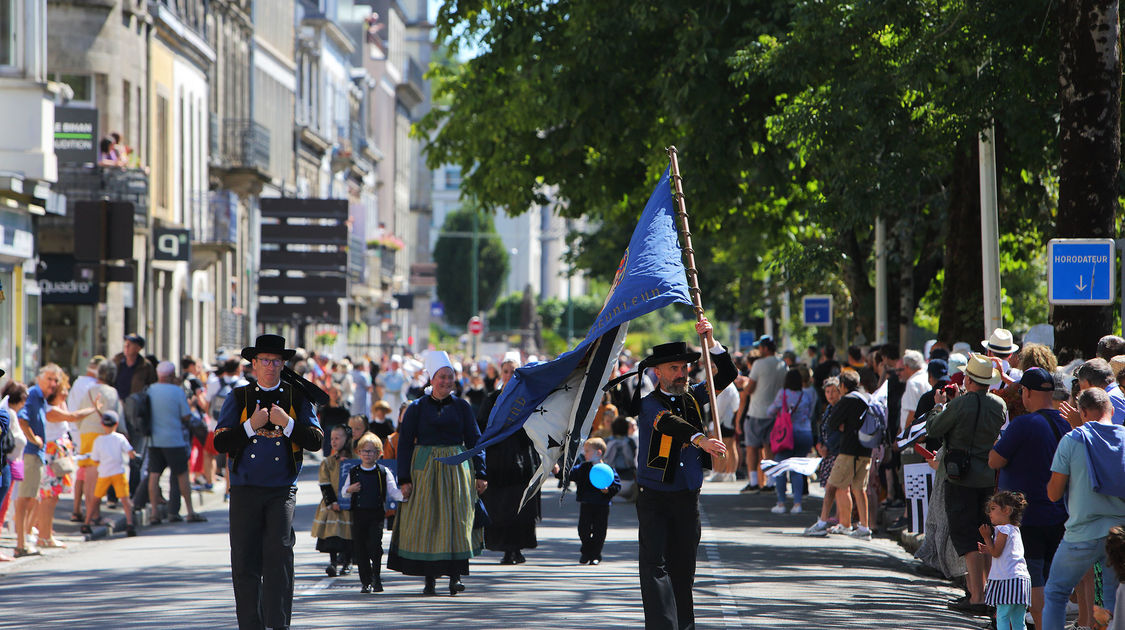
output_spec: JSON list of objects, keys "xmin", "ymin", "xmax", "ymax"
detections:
[{"xmin": 961, "ymin": 352, "xmax": 1002, "ymax": 386}]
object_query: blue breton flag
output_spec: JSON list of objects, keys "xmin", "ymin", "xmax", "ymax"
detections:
[{"xmin": 439, "ymin": 166, "xmax": 693, "ymax": 509}]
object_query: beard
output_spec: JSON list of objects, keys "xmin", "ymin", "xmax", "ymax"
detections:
[{"xmin": 665, "ymin": 380, "xmax": 688, "ymax": 395}]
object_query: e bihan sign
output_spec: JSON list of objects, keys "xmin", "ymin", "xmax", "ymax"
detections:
[{"xmin": 1047, "ymin": 238, "xmax": 1115, "ymax": 305}]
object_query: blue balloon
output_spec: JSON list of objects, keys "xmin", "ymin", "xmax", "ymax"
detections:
[{"xmin": 589, "ymin": 462, "xmax": 615, "ymax": 489}]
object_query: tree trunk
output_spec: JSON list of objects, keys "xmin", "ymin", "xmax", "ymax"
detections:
[
  {"xmin": 839, "ymin": 228, "xmax": 875, "ymax": 346},
  {"xmin": 938, "ymin": 138, "xmax": 986, "ymax": 346},
  {"xmin": 1053, "ymin": 0, "xmax": 1121, "ymax": 362}
]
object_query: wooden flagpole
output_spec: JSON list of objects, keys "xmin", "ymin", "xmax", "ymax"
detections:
[{"xmin": 667, "ymin": 146, "xmax": 723, "ymax": 441}]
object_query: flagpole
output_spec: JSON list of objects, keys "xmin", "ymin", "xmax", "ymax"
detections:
[{"xmin": 667, "ymin": 146, "xmax": 723, "ymax": 441}]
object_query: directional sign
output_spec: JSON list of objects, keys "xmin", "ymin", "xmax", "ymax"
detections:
[
  {"xmin": 739, "ymin": 329, "xmax": 756, "ymax": 349},
  {"xmin": 802, "ymin": 295, "xmax": 833, "ymax": 327},
  {"xmin": 430, "ymin": 300, "xmax": 444, "ymax": 319},
  {"xmin": 1048, "ymin": 238, "xmax": 1115, "ymax": 305}
]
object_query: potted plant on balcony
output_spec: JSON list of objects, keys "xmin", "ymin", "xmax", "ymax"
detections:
[
  {"xmin": 314, "ymin": 329, "xmax": 338, "ymax": 349},
  {"xmin": 367, "ymin": 235, "xmax": 405, "ymax": 253}
]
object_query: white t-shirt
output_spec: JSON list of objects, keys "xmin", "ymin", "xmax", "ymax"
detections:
[
  {"xmin": 91, "ymin": 431, "xmax": 134, "ymax": 477},
  {"xmin": 899, "ymin": 370, "xmax": 931, "ymax": 433},
  {"xmin": 68, "ymin": 374, "xmax": 98, "ymax": 413},
  {"xmin": 44, "ymin": 404, "xmax": 70, "ymax": 443},
  {"xmin": 986, "ymin": 524, "xmax": 1030, "ymax": 581},
  {"xmin": 748, "ymin": 355, "xmax": 787, "ymax": 419},
  {"xmin": 715, "ymin": 382, "xmax": 740, "ymax": 430}
]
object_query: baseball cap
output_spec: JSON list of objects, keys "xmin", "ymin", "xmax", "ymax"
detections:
[
  {"xmin": 124, "ymin": 333, "xmax": 146, "ymax": 348},
  {"xmin": 926, "ymin": 358, "xmax": 949, "ymax": 379},
  {"xmin": 101, "ymin": 410, "xmax": 120, "ymax": 427},
  {"xmin": 1019, "ymin": 367, "xmax": 1055, "ymax": 392},
  {"xmin": 753, "ymin": 335, "xmax": 775, "ymax": 349}
]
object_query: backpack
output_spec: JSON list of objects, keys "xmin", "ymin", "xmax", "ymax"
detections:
[
  {"xmin": 849, "ymin": 391, "xmax": 888, "ymax": 449},
  {"xmin": 123, "ymin": 388, "xmax": 152, "ymax": 439},
  {"xmin": 210, "ymin": 377, "xmax": 233, "ymax": 418},
  {"xmin": 608, "ymin": 437, "xmax": 637, "ymax": 473},
  {"xmin": 0, "ymin": 411, "xmax": 14, "ymax": 466}
]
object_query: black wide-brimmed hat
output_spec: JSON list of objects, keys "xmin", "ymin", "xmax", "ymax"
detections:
[
  {"xmin": 241, "ymin": 334, "xmax": 296, "ymax": 361},
  {"xmin": 640, "ymin": 341, "xmax": 701, "ymax": 369}
]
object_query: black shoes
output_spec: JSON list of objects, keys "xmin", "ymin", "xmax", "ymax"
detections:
[
  {"xmin": 361, "ymin": 584, "xmax": 372, "ymax": 594},
  {"xmin": 326, "ymin": 565, "xmax": 338, "ymax": 577},
  {"xmin": 125, "ymin": 525, "xmax": 137, "ymax": 537},
  {"xmin": 423, "ymin": 577, "xmax": 437, "ymax": 596},
  {"xmin": 948, "ymin": 598, "xmax": 992, "ymax": 616},
  {"xmin": 513, "ymin": 551, "xmax": 526, "ymax": 564},
  {"xmin": 579, "ymin": 555, "xmax": 590, "ymax": 565},
  {"xmin": 500, "ymin": 551, "xmax": 516, "ymax": 565},
  {"xmin": 372, "ymin": 579, "xmax": 383, "ymax": 593},
  {"xmin": 80, "ymin": 524, "xmax": 93, "ymax": 535},
  {"xmin": 449, "ymin": 578, "xmax": 465, "ymax": 596},
  {"xmin": 887, "ymin": 516, "xmax": 909, "ymax": 532}
]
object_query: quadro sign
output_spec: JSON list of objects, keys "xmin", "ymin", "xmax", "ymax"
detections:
[
  {"xmin": 803, "ymin": 295, "xmax": 833, "ymax": 326},
  {"xmin": 1047, "ymin": 238, "xmax": 1115, "ymax": 305}
]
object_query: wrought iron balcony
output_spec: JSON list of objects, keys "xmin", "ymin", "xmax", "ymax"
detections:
[
  {"xmin": 213, "ymin": 118, "xmax": 270, "ymax": 173},
  {"xmin": 190, "ymin": 191, "xmax": 237, "ymax": 245},
  {"xmin": 54, "ymin": 165, "xmax": 149, "ymax": 226}
]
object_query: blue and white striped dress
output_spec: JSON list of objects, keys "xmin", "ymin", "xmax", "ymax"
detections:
[{"xmin": 984, "ymin": 524, "xmax": 1032, "ymax": 606}]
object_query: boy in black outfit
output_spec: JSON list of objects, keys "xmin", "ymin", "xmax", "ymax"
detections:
[
  {"xmin": 571, "ymin": 437, "xmax": 621, "ymax": 565},
  {"xmin": 343, "ymin": 433, "xmax": 402, "ymax": 593}
]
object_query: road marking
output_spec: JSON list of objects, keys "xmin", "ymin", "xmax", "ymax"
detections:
[
  {"xmin": 296, "ymin": 577, "xmax": 335, "ymax": 597},
  {"xmin": 699, "ymin": 503, "xmax": 746, "ymax": 628}
]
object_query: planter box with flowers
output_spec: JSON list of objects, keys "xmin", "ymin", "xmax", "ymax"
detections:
[
  {"xmin": 314, "ymin": 329, "xmax": 338, "ymax": 348},
  {"xmin": 367, "ymin": 235, "xmax": 405, "ymax": 253}
]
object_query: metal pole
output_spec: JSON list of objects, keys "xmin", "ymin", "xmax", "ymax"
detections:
[
  {"xmin": 875, "ymin": 217, "xmax": 888, "ymax": 344},
  {"xmin": 667, "ymin": 146, "xmax": 723, "ymax": 440},
  {"xmin": 471, "ymin": 211, "xmax": 479, "ymax": 358},
  {"xmin": 979, "ymin": 124, "xmax": 1003, "ymax": 336}
]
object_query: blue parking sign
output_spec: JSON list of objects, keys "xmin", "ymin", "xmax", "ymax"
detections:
[
  {"xmin": 1048, "ymin": 239, "xmax": 1115, "ymax": 305},
  {"xmin": 430, "ymin": 300, "xmax": 445, "ymax": 318},
  {"xmin": 803, "ymin": 295, "xmax": 833, "ymax": 326}
]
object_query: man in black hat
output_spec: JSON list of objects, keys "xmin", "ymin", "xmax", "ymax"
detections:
[
  {"xmin": 112, "ymin": 333, "xmax": 156, "ymax": 403},
  {"xmin": 636, "ymin": 318, "xmax": 736, "ymax": 630},
  {"xmin": 214, "ymin": 334, "xmax": 324, "ymax": 630}
]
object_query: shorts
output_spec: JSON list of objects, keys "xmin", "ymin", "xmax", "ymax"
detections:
[
  {"xmin": 149, "ymin": 446, "xmax": 189, "ymax": 476},
  {"xmin": 78, "ymin": 432, "xmax": 99, "ymax": 466},
  {"xmin": 94, "ymin": 473, "xmax": 129, "ymax": 499},
  {"xmin": 826, "ymin": 454, "xmax": 871, "ymax": 492},
  {"xmin": 1022, "ymin": 522, "xmax": 1066, "ymax": 588},
  {"xmin": 743, "ymin": 416, "xmax": 774, "ymax": 448},
  {"xmin": 943, "ymin": 481, "xmax": 993, "ymax": 556},
  {"xmin": 18, "ymin": 454, "xmax": 42, "ymax": 498},
  {"xmin": 720, "ymin": 424, "xmax": 736, "ymax": 439}
]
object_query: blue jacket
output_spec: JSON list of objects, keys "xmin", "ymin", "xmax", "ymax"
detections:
[
  {"xmin": 213, "ymin": 382, "xmax": 322, "ymax": 487},
  {"xmin": 571, "ymin": 460, "xmax": 621, "ymax": 505}
]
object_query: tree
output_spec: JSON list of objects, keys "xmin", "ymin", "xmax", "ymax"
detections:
[
  {"xmin": 1051, "ymin": 0, "xmax": 1120, "ymax": 361},
  {"xmin": 433, "ymin": 207, "xmax": 510, "ymax": 326}
]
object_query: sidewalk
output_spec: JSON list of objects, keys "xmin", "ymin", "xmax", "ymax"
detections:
[{"xmin": 0, "ymin": 469, "xmax": 226, "ymax": 565}]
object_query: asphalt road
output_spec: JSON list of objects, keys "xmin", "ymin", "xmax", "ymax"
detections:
[{"xmin": 0, "ymin": 466, "xmax": 985, "ymax": 629}]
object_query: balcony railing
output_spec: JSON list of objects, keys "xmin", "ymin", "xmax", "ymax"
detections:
[
  {"xmin": 213, "ymin": 118, "xmax": 270, "ymax": 173},
  {"xmin": 191, "ymin": 190, "xmax": 237, "ymax": 245},
  {"xmin": 55, "ymin": 165, "xmax": 149, "ymax": 226}
]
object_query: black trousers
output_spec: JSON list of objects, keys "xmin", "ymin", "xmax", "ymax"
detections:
[
  {"xmin": 636, "ymin": 486, "xmax": 701, "ymax": 630},
  {"xmin": 578, "ymin": 503, "xmax": 610, "ymax": 560},
  {"xmin": 229, "ymin": 485, "xmax": 297, "ymax": 630},
  {"xmin": 352, "ymin": 508, "xmax": 385, "ymax": 586}
]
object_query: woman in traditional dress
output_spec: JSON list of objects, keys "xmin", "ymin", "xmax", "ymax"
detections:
[
  {"xmin": 388, "ymin": 351, "xmax": 486, "ymax": 595},
  {"xmin": 478, "ymin": 353, "xmax": 540, "ymax": 564}
]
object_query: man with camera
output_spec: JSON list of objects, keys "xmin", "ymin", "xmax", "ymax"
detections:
[{"xmin": 927, "ymin": 353, "xmax": 1008, "ymax": 615}]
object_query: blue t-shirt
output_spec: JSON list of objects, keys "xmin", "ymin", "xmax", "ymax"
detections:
[
  {"xmin": 1051, "ymin": 426, "xmax": 1125, "ymax": 542},
  {"xmin": 1106, "ymin": 383, "xmax": 1125, "ymax": 425},
  {"xmin": 148, "ymin": 383, "xmax": 191, "ymax": 448},
  {"xmin": 20, "ymin": 385, "xmax": 48, "ymax": 459},
  {"xmin": 993, "ymin": 409, "xmax": 1069, "ymax": 526}
]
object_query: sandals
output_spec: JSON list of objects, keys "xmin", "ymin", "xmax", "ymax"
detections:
[
  {"xmin": 80, "ymin": 524, "xmax": 93, "ymax": 535},
  {"xmin": 37, "ymin": 538, "xmax": 67, "ymax": 549},
  {"xmin": 13, "ymin": 548, "xmax": 40, "ymax": 558},
  {"xmin": 69, "ymin": 512, "xmax": 83, "ymax": 523},
  {"xmin": 186, "ymin": 513, "xmax": 208, "ymax": 523}
]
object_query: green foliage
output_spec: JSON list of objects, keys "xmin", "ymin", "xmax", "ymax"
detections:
[
  {"xmin": 427, "ymin": 0, "xmax": 1063, "ymax": 343},
  {"xmin": 490, "ymin": 291, "xmax": 524, "ymax": 331},
  {"xmin": 433, "ymin": 207, "xmax": 510, "ymax": 325},
  {"xmin": 539, "ymin": 295, "xmax": 603, "ymax": 339}
]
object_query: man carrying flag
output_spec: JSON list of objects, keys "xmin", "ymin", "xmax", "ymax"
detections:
[{"xmin": 635, "ymin": 321, "xmax": 735, "ymax": 630}]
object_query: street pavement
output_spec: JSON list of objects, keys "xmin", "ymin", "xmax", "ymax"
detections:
[{"xmin": 0, "ymin": 465, "xmax": 987, "ymax": 629}]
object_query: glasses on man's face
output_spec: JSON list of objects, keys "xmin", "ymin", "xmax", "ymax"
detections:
[
  {"xmin": 358, "ymin": 449, "xmax": 379, "ymax": 455},
  {"xmin": 257, "ymin": 358, "xmax": 284, "ymax": 368}
]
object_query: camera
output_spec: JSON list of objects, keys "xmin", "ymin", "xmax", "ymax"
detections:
[{"xmin": 943, "ymin": 383, "xmax": 959, "ymax": 399}]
